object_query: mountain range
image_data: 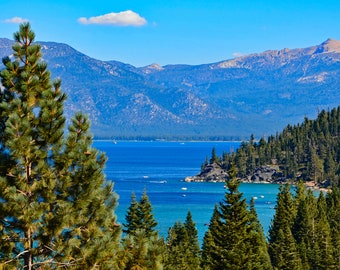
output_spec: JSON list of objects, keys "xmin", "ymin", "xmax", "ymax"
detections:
[{"xmin": 1, "ymin": 37, "xmax": 340, "ymax": 140}]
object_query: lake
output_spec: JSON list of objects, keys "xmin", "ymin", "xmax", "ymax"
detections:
[{"xmin": 93, "ymin": 140, "xmax": 279, "ymax": 243}]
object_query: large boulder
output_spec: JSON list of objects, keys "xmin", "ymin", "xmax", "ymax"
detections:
[
  {"xmin": 185, "ymin": 162, "xmax": 228, "ymax": 182},
  {"xmin": 246, "ymin": 165, "xmax": 284, "ymax": 183}
]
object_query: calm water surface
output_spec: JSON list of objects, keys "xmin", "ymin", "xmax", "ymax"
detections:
[{"xmin": 93, "ymin": 141, "xmax": 280, "ymax": 242}]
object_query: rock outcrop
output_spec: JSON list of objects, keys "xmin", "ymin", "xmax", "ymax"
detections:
[
  {"xmin": 185, "ymin": 163, "xmax": 285, "ymax": 183},
  {"xmin": 185, "ymin": 162, "xmax": 228, "ymax": 182},
  {"xmin": 243, "ymin": 165, "xmax": 284, "ymax": 183}
]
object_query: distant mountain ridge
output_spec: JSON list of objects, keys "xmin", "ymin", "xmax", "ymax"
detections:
[{"xmin": 1, "ymin": 38, "xmax": 340, "ymax": 139}]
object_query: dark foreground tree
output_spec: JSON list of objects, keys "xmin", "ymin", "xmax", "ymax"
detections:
[
  {"xmin": 118, "ymin": 229, "xmax": 165, "ymax": 270},
  {"xmin": 123, "ymin": 190, "xmax": 158, "ymax": 237},
  {"xmin": 0, "ymin": 23, "xmax": 121, "ymax": 269},
  {"xmin": 184, "ymin": 211, "xmax": 201, "ymax": 268},
  {"xmin": 268, "ymin": 184, "xmax": 302, "ymax": 269},
  {"xmin": 202, "ymin": 164, "xmax": 271, "ymax": 270},
  {"xmin": 248, "ymin": 198, "xmax": 272, "ymax": 269},
  {"xmin": 165, "ymin": 211, "xmax": 201, "ymax": 270},
  {"xmin": 327, "ymin": 187, "xmax": 340, "ymax": 267},
  {"xmin": 121, "ymin": 190, "xmax": 164, "ymax": 269}
]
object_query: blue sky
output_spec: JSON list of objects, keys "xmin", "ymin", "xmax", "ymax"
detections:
[{"xmin": 1, "ymin": 0, "xmax": 340, "ymax": 67}]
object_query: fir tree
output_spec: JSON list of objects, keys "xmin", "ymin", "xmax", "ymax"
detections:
[
  {"xmin": 0, "ymin": 23, "xmax": 120, "ymax": 269},
  {"xmin": 123, "ymin": 193, "xmax": 140, "ymax": 235},
  {"xmin": 326, "ymin": 187, "xmax": 340, "ymax": 267},
  {"xmin": 268, "ymin": 184, "xmax": 302, "ymax": 269},
  {"xmin": 123, "ymin": 190, "xmax": 158, "ymax": 237},
  {"xmin": 138, "ymin": 189, "xmax": 158, "ymax": 237},
  {"xmin": 184, "ymin": 211, "xmax": 201, "ymax": 269},
  {"xmin": 165, "ymin": 211, "xmax": 201, "ymax": 270},
  {"xmin": 248, "ymin": 198, "xmax": 272, "ymax": 270},
  {"xmin": 202, "ymin": 164, "xmax": 269, "ymax": 269},
  {"xmin": 209, "ymin": 147, "xmax": 220, "ymax": 164},
  {"xmin": 119, "ymin": 229, "xmax": 165, "ymax": 270},
  {"xmin": 121, "ymin": 190, "xmax": 162, "ymax": 269},
  {"xmin": 310, "ymin": 192, "xmax": 335, "ymax": 269},
  {"xmin": 201, "ymin": 205, "xmax": 219, "ymax": 270},
  {"xmin": 292, "ymin": 188, "xmax": 317, "ymax": 270},
  {"xmin": 165, "ymin": 221, "xmax": 192, "ymax": 270}
]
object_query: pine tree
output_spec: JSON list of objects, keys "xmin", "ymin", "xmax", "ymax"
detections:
[
  {"xmin": 138, "ymin": 189, "xmax": 158, "ymax": 237},
  {"xmin": 310, "ymin": 192, "xmax": 335, "ymax": 269},
  {"xmin": 0, "ymin": 23, "xmax": 121, "ymax": 269},
  {"xmin": 121, "ymin": 190, "xmax": 162, "ymax": 269},
  {"xmin": 202, "ymin": 164, "xmax": 269, "ymax": 269},
  {"xmin": 326, "ymin": 187, "xmax": 340, "ymax": 267},
  {"xmin": 248, "ymin": 198, "xmax": 272, "ymax": 270},
  {"xmin": 292, "ymin": 188, "xmax": 317, "ymax": 270},
  {"xmin": 123, "ymin": 193, "xmax": 140, "ymax": 235},
  {"xmin": 124, "ymin": 190, "xmax": 158, "ymax": 237},
  {"xmin": 165, "ymin": 221, "xmax": 192, "ymax": 270},
  {"xmin": 119, "ymin": 229, "xmax": 165, "ymax": 270},
  {"xmin": 184, "ymin": 211, "xmax": 201, "ymax": 269},
  {"xmin": 209, "ymin": 147, "xmax": 220, "ymax": 164},
  {"xmin": 268, "ymin": 184, "xmax": 302, "ymax": 269},
  {"xmin": 165, "ymin": 211, "xmax": 201, "ymax": 270},
  {"xmin": 201, "ymin": 205, "xmax": 219, "ymax": 270}
]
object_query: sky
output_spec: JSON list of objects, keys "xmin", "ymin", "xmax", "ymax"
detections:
[{"xmin": 1, "ymin": 0, "xmax": 340, "ymax": 67}]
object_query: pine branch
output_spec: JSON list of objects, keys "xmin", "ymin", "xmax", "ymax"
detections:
[{"xmin": 3, "ymin": 249, "xmax": 29, "ymax": 265}]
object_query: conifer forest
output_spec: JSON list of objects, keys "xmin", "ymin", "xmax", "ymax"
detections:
[{"xmin": 1, "ymin": 24, "xmax": 340, "ymax": 269}]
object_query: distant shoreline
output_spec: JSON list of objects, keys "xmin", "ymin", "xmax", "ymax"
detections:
[{"xmin": 93, "ymin": 139, "xmax": 244, "ymax": 143}]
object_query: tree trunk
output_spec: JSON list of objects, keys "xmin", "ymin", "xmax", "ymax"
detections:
[{"xmin": 24, "ymin": 228, "xmax": 32, "ymax": 270}]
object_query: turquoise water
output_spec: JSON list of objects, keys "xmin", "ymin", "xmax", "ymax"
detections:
[{"xmin": 93, "ymin": 141, "xmax": 279, "ymax": 242}]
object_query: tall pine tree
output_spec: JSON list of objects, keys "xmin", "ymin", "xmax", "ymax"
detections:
[
  {"xmin": 248, "ymin": 198, "xmax": 272, "ymax": 270},
  {"xmin": 121, "ymin": 190, "xmax": 163, "ymax": 269},
  {"xmin": 292, "ymin": 188, "xmax": 317, "ymax": 270},
  {"xmin": 327, "ymin": 187, "xmax": 340, "ymax": 267},
  {"xmin": 310, "ymin": 192, "xmax": 335, "ymax": 269},
  {"xmin": 202, "ymin": 164, "xmax": 270, "ymax": 269},
  {"xmin": 184, "ymin": 211, "xmax": 201, "ymax": 269},
  {"xmin": 201, "ymin": 205, "xmax": 219, "ymax": 270},
  {"xmin": 123, "ymin": 189, "xmax": 158, "ymax": 237},
  {"xmin": 0, "ymin": 23, "xmax": 121, "ymax": 269},
  {"xmin": 268, "ymin": 184, "xmax": 302, "ymax": 269},
  {"xmin": 165, "ymin": 211, "xmax": 201, "ymax": 270}
]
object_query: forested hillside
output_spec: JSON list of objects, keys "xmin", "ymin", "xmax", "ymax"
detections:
[{"xmin": 204, "ymin": 106, "xmax": 340, "ymax": 187}]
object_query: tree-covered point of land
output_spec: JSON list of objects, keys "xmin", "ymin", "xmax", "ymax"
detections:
[
  {"xmin": 0, "ymin": 23, "xmax": 121, "ymax": 269},
  {"xmin": 205, "ymin": 107, "xmax": 340, "ymax": 187}
]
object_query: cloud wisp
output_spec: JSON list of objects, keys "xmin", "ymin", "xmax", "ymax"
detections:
[
  {"xmin": 78, "ymin": 10, "xmax": 147, "ymax": 27},
  {"xmin": 4, "ymin": 17, "xmax": 29, "ymax": 24}
]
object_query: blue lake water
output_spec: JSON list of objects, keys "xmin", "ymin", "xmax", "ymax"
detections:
[{"xmin": 93, "ymin": 141, "xmax": 279, "ymax": 243}]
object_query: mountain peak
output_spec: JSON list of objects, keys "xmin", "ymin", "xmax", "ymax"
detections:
[
  {"xmin": 141, "ymin": 63, "xmax": 164, "ymax": 74},
  {"xmin": 315, "ymin": 38, "xmax": 340, "ymax": 53}
]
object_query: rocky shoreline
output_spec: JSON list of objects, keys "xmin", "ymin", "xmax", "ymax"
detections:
[{"xmin": 184, "ymin": 163, "xmax": 330, "ymax": 191}]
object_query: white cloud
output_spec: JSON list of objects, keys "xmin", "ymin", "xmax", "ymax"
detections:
[
  {"xmin": 4, "ymin": 17, "xmax": 29, "ymax": 24},
  {"xmin": 78, "ymin": 10, "xmax": 147, "ymax": 26}
]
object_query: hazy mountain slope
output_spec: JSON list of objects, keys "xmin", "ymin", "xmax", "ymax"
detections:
[{"xmin": 1, "ymin": 38, "xmax": 339, "ymax": 139}]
